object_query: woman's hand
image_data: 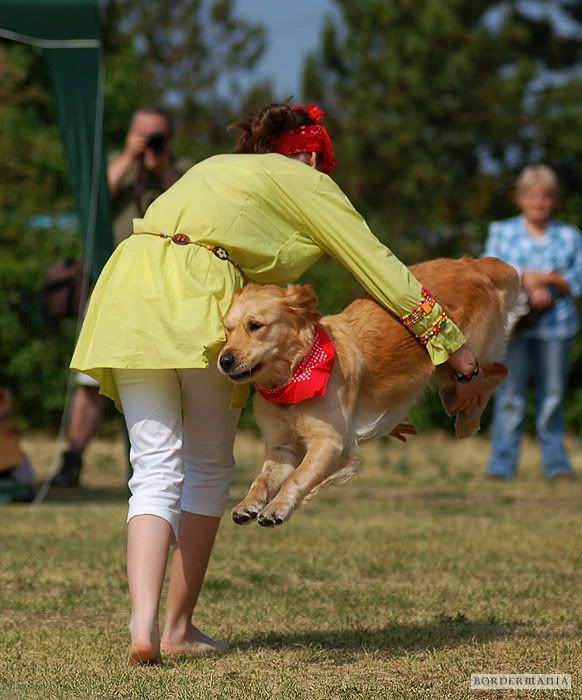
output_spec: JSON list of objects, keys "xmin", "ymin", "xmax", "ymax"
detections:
[
  {"xmin": 522, "ymin": 270, "xmax": 569, "ymax": 299},
  {"xmin": 528, "ymin": 285, "xmax": 553, "ymax": 310},
  {"xmin": 447, "ymin": 346, "xmax": 478, "ymax": 376},
  {"xmin": 521, "ymin": 271, "xmax": 547, "ymax": 292},
  {"xmin": 446, "ymin": 346, "xmax": 486, "ymax": 414}
]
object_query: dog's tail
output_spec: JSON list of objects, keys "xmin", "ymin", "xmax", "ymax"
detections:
[
  {"xmin": 466, "ymin": 256, "xmax": 522, "ymax": 348},
  {"xmin": 467, "ymin": 256, "xmax": 519, "ymax": 293},
  {"xmin": 466, "ymin": 256, "xmax": 520, "ymax": 311}
]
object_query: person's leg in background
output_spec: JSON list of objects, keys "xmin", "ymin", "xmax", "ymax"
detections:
[
  {"xmin": 161, "ymin": 366, "xmax": 240, "ymax": 654},
  {"xmin": 533, "ymin": 336, "xmax": 575, "ymax": 479},
  {"xmin": 113, "ymin": 368, "xmax": 185, "ymax": 664},
  {"xmin": 53, "ymin": 375, "xmax": 104, "ymax": 486},
  {"xmin": 487, "ymin": 335, "xmax": 531, "ymax": 479}
]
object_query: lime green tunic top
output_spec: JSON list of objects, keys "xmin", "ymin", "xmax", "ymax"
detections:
[{"xmin": 71, "ymin": 153, "xmax": 465, "ymax": 410}]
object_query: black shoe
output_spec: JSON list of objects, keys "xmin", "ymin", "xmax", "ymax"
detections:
[{"xmin": 53, "ymin": 451, "xmax": 82, "ymax": 487}]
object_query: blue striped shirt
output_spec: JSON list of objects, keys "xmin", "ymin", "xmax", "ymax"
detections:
[{"xmin": 483, "ymin": 215, "xmax": 582, "ymax": 339}]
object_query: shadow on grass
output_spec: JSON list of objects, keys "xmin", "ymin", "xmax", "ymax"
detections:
[
  {"xmin": 236, "ymin": 618, "xmax": 523, "ymax": 658},
  {"xmin": 41, "ymin": 485, "xmax": 128, "ymax": 504}
]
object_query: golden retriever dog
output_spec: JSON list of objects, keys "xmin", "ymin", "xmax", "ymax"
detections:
[{"xmin": 218, "ymin": 257, "xmax": 519, "ymax": 527}]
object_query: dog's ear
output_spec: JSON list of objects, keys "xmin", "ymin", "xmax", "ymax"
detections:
[{"xmin": 285, "ymin": 284, "xmax": 321, "ymax": 322}]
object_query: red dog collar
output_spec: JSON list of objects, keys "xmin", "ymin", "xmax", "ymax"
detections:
[{"xmin": 257, "ymin": 324, "xmax": 336, "ymax": 404}]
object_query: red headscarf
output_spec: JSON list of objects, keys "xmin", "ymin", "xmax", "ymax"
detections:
[{"xmin": 271, "ymin": 104, "xmax": 337, "ymax": 175}]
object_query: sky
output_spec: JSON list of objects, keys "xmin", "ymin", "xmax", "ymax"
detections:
[
  {"xmin": 233, "ymin": 1, "xmax": 580, "ymax": 101},
  {"xmin": 234, "ymin": 0, "xmax": 336, "ymax": 100}
]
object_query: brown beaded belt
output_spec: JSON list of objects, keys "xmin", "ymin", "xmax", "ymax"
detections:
[{"xmin": 132, "ymin": 232, "xmax": 241, "ymax": 269}]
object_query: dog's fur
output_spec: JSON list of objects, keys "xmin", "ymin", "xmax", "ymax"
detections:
[{"xmin": 218, "ymin": 257, "xmax": 519, "ymax": 527}]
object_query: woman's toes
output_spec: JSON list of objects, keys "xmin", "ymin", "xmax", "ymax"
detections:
[{"xmin": 161, "ymin": 627, "xmax": 228, "ymax": 655}]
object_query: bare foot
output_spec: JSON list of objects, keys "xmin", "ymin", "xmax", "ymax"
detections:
[
  {"xmin": 129, "ymin": 619, "xmax": 161, "ymax": 666},
  {"xmin": 161, "ymin": 624, "xmax": 228, "ymax": 655},
  {"xmin": 129, "ymin": 642, "xmax": 162, "ymax": 666}
]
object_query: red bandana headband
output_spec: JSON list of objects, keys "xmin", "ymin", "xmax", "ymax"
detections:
[
  {"xmin": 257, "ymin": 324, "xmax": 336, "ymax": 404},
  {"xmin": 272, "ymin": 104, "xmax": 337, "ymax": 175}
]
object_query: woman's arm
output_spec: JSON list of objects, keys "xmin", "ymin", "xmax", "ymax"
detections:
[
  {"xmin": 299, "ymin": 176, "xmax": 484, "ymax": 411},
  {"xmin": 523, "ymin": 229, "xmax": 582, "ymax": 299},
  {"xmin": 521, "ymin": 228, "xmax": 582, "ymax": 299},
  {"xmin": 299, "ymin": 176, "xmax": 466, "ymax": 364},
  {"xmin": 522, "ymin": 270, "xmax": 571, "ymax": 296}
]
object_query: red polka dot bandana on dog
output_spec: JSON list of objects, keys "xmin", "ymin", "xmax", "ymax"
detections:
[{"xmin": 257, "ymin": 324, "xmax": 336, "ymax": 404}]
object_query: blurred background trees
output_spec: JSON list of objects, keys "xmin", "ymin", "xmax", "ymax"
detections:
[
  {"xmin": 0, "ymin": 0, "xmax": 581, "ymax": 431},
  {"xmin": 101, "ymin": 0, "xmax": 272, "ymax": 159},
  {"xmin": 302, "ymin": 0, "xmax": 582, "ymax": 260}
]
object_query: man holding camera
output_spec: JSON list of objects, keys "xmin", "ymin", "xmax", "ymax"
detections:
[
  {"xmin": 108, "ymin": 107, "xmax": 181, "ymax": 246},
  {"xmin": 54, "ymin": 107, "xmax": 184, "ymax": 487}
]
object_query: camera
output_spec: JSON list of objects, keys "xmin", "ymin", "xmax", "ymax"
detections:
[{"xmin": 147, "ymin": 132, "xmax": 167, "ymax": 154}]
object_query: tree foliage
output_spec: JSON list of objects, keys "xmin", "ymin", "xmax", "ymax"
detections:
[
  {"xmin": 0, "ymin": 44, "xmax": 73, "ymax": 217},
  {"xmin": 302, "ymin": 0, "xmax": 582, "ymax": 260},
  {"xmin": 102, "ymin": 0, "xmax": 272, "ymax": 159}
]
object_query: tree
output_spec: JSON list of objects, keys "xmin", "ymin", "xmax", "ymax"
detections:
[
  {"xmin": 0, "ymin": 43, "xmax": 73, "ymax": 217},
  {"xmin": 302, "ymin": 0, "xmax": 582, "ymax": 260},
  {"xmin": 102, "ymin": 0, "xmax": 270, "ymax": 159}
]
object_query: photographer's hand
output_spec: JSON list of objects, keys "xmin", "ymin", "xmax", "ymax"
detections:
[
  {"xmin": 124, "ymin": 128, "xmax": 148, "ymax": 160},
  {"xmin": 143, "ymin": 146, "xmax": 173, "ymax": 181},
  {"xmin": 107, "ymin": 125, "xmax": 149, "ymax": 196}
]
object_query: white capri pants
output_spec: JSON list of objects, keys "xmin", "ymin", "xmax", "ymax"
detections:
[{"xmin": 113, "ymin": 367, "xmax": 241, "ymax": 538}]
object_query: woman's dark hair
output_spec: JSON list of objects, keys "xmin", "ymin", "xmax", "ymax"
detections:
[{"xmin": 231, "ymin": 103, "xmax": 315, "ymax": 154}]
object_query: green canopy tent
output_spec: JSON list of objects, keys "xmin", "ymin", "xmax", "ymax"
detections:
[
  {"xmin": 0, "ymin": 0, "xmax": 114, "ymax": 278},
  {"xmin": 0, "ymin": 0, "xmax": 117, "ymax": 501}
]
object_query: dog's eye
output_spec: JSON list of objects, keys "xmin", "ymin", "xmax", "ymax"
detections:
[{"xmin": 247, "ymin": 321, "xmax": 264, "ymax": 332}]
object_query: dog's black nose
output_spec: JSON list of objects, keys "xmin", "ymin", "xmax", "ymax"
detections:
[{"xmin": 219, "ymin": 351, "xmax": 236, "ymax": 372}]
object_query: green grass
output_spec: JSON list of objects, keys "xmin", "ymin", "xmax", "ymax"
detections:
[{"xmin": 1, "ymin": 430, "xmax": 581, "ymax": 699}]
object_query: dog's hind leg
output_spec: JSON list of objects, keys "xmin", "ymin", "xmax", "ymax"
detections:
[
  {"xmin": 231, "ymin": 445, "xmax": 303, "ymax": 525},
  {"xmin": 257, "ymin": 436, "xmax": 344, "ymax": 527}
]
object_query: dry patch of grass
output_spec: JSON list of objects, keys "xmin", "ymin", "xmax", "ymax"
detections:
[{"xmin": 1, "ymin": 429, "xmax": 581, "ymax": 699}]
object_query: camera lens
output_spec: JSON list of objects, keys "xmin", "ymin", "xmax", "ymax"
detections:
[{"xmin": 147, "ymin": 132, "xmax": 166, "ymax": 154}]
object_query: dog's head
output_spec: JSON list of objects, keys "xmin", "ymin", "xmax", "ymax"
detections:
[{"xmin": 218, "ymin": 283, "xmax": 321, "ymax": 387}]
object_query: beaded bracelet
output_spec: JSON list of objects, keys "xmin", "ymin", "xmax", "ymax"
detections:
[
  {"xmin": 417, "ymin": 312, "xmax": 448, "ymax": 345},
  {"xmin": 401, "ymin": 287, "xmax": 436, "ymax": 328}
]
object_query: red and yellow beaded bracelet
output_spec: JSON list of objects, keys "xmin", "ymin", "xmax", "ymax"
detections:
[
  {"xmin": 401, "ymin": 287, "xmax": 436, "ymax": 328},
  {"xmin": 401, "ymin": 288, "xmax": 449, "ymax": 345},
  {"xmin": 417, "ymin": 312, "xmax": 448, "ymax": 345}
]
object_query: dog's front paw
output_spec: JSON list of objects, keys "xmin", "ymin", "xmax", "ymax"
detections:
[
  {"xmin": 257, "ymin": 500, "xmax": 293, "ymax": 527},
  {"xmin": 231, "ymin": 501, "xmax": 263, "ymax": 525}
]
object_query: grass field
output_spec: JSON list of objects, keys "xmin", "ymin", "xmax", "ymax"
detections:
[{"xmin": 1, "ymin": 428, "xmax": 581, "ymax": 700}]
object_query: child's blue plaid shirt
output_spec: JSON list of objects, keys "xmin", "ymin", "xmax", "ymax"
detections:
[{"xmin": 483, "ymin": 215, "xmax": 582, "ymax": 339}]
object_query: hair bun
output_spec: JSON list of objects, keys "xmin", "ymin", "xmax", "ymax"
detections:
[{"xmin": 292, "ymin": 104, "xmax": 325, "ymax": 123}]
